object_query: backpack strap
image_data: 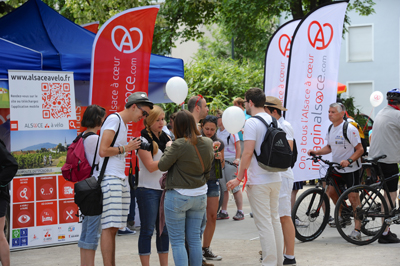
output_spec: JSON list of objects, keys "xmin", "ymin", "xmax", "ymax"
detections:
[
  {"xmin": 342, "ymin": 121, "xmax": 351, "ymax": 145},
  {"xmin": 250, "ymin": 115, "xmax": 277, "ymax": 157},
  {"xmin": 97, "ymin": 113, "xmax": 121, "ymax": 184}
]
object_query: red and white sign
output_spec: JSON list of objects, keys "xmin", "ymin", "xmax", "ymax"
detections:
[
  {"xmin": 57, "ymin": 176, "xmax": 75, "ymax": 199},
  {"xmin": 284, "ymin": 1, "xmax": 348, "ymax": 181},
  {"xmin": 59, "ymin": 199, "xmax": 79, "ymax": 224},
  {"xmin": 36, "ymin": 201, "xmax": 57, "ymax": 226},
  {"xmin": 36, "ymin": 176, "xmax": 57, "ymax": 201},
  {"xmin": 264, "ymin": 19, "xmax": 301, "ymax": 102},
  {"xmin": 13, "ymin": 203, "xmax": 35, "ymax": 229},
  {"xmin": 13, "ymin": 177, "xmax": 34, "ymax": 203},
  {"xmin": 89, "ymin": 5, "xmax": 159, "ymax": 117}
]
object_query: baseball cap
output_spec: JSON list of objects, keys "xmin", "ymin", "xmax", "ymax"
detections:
[
  {"xmin": 264, "ymin": 96, "xmax": 288, "ymax": 111},
  {"xmin": 126, "ymin": 92, "xmax": 153, "ymax": 109}
]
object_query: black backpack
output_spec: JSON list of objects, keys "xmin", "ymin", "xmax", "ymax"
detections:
[
  {"xmin": 291, "ymin": 139, "xmax": 298, "ymax": 168},
  {"xmin": 251, "ymin": 116, "xmax": 292, "ymax": 172}
]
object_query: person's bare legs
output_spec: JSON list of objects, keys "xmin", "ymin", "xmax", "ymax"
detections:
[
  {"xmin": 158, "ymin": 253, "xmax": 168, "ymax": 266},
  {"xmin": 80, "ymin": 248, "xmax": 96, "ymax": 266},
  {"xmin": 101, "ymin": 227, "xmax": 118, "ymax": 266},
  {"xmin": 291, "ymin": 190, "xmax": 299, "ymax": 209},
  {"xmin": 280, "ymin": 216, "xmax": 295, "ymax": 257},
  {"xmin": 139, "ymin": 255, "xmax": 150, "ymax": 266},
  {"xmin": 0, "ymin": 216, "xmax": 10, "ymax": 266},
  {"xmin": 203, "ymin": 197, "xmax": 219, "ymax": 248},
  {"xmin": 233, "ymin": 190, "xmax": 243, "ymax": 211},
  {"xmin": 221, "ymin": 190, "xmax": 229, "ymax": 212}
]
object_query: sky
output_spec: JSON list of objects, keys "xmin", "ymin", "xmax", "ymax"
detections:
[{"xmin": 11, "ymin": 129, "xmax": 77, "ymax": 151}]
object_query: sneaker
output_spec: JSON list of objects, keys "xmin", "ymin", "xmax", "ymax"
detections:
[
  {"xmin": 295, "ymin": 218, "xmax": 309, "ymax": 228},
  {"xmin": 233, "ymin": 210, "xmax": 244, "ymax": 221},
  {"xmin": 216, "ymin": 211, "xmax": 229, "ymax": 220},
  {"xmin": 378, "ymin": 231, "xmax": 400, "ymax": 244},
  {"xmin": 117, "ymin": 227, "xmax": 136, "ymax": 236},
  {"xmin": 202, "ymin": 247, "xmax": 222, "ymax": 261},
  {"xmin": 328, "ymin": 215, "xmax": 334, "ymax": 223},
  {"xmin": 283, "ymin": 256, "xmax": 297, "ymax": 266},
  {"xmin": 127, "ymin": 220, "xmax": 135, "ymax": 231},
  {"xmin": 348, "ymin": 230, "xmax": 361, "ymax": 241}
]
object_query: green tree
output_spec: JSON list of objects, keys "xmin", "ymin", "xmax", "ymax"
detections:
[{"xmin": 1, "ymin": 0, "xmax": 375, "ymax": 57}]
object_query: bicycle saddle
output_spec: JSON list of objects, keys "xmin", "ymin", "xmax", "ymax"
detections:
[{"xmin": 364, "ymin": 154, "xmax": 387, "ymax": 164}]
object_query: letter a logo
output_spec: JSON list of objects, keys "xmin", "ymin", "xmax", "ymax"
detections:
[
  {"xmin": 111, "ymin": 26, "xmax": 143, "ymax": 54},
  {"xmin": 307, "ymin": 21, "xmax": 333, "ymax": 50}
]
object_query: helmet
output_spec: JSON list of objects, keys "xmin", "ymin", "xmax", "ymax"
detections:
[{"xmin": 387, "ymin": 88, "xmax": 400, "ymax": 103}]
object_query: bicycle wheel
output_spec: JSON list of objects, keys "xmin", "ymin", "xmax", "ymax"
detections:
[
  {"xmin": 292, "ymin": 187, "xmax": 330, "ymax": 242},
  {"xmin": 334, "ymin": 185, "xmax": 388, "ymax": 245}
]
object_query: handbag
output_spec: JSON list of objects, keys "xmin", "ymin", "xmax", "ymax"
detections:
[{"xmin": 74, "ymin": 114, "xmax": 121, "ymax": 216}]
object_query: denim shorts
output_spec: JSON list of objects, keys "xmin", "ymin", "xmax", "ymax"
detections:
[
  {"xmin": 207, "ymin": 180, "xmax": 220, "ymax": 197},
  {"xmin": 78, "ymin": 214, "xmax": 102, "ymax": 250}
]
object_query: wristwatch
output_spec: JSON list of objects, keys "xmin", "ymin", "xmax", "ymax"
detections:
[{"xmin": 347, "ymin": 158, "xmax": 353, "ymax": 164}]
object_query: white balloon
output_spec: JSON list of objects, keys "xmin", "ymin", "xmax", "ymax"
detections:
[
  {"xmin": 222, "ymin": 106, "xmax": 246, "ymax": 134},
  {"xmin": 165, "ymin": 77, "xmax": 188, "ymax": 104},
  {"xmin": 370, "ymin": 91, "xmax": 384, "ymax": 107}
]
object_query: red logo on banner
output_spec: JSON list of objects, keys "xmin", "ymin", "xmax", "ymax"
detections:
[
  {"xmin": 308, "ymin": 21, "xmax": 333, "ymax": 50},
  {"xmin": 279, "ymin": 34, "xmax": 291, "ymax": 58},
  {"xmin": 36, "ymin": 201, "xmax": 57, "ymax": 226}
]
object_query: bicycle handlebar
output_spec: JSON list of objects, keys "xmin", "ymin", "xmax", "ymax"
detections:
[{"xmin": 307, "ymin": 155, "xmax": 345, "ymax": 169}]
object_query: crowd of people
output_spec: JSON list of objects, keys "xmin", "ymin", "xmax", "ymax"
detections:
[{"xmin": 1, "ymin": 88, "xmax": 400, "ymax": 266}]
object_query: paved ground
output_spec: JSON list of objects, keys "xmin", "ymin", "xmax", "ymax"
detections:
[{"xmin": 10, "ymin": 185, "xmax": 400, "ymax": 265}]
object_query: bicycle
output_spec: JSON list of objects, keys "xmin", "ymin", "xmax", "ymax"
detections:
[
  {"xmin": 334, "ymin": 154, "xmax": 400, "ymax": 245},
  {"xmin": 291, "ymin": 155, "xmax": 353, "ymax": 242},
  {"xmin": 218, "ymin": 160, "xmax": 239, "ymax": 213}
]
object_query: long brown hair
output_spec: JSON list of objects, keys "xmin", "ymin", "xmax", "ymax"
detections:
[{"xmin": 173, "ymin": 110, "xmax": 200, "ymax": 145}]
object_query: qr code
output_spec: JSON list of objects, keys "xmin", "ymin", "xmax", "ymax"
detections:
[{"xmin": 41, "ymin": 83, "xmax": 72, "ymax": 119}]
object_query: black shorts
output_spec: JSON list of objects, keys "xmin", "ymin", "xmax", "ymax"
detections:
[
  {"xmin": 293, "ymin": 181, "xmax": 303, "ymax": 191},
  {"xmin": 0, "ymin": 187, "xmax": 10, "ymax": 217},
  {"xmin": 330, "ymin": 169, "xmax": 361, "ymax": 190},
  {"xmin": 0, "ymin": 197, "xmax": 8, "ymax": 218},
  {"xmin": 379, "ymin": 163, "xmax": 399, "ymax": 192}
]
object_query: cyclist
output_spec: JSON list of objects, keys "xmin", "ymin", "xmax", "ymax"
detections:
[
  {"xmin": 307, "ymin": 102, "xmax": 364, "ymax": 240},
  {"xmin": 369, "ymin": 88, "xmax": 400, "ymax": 244}
]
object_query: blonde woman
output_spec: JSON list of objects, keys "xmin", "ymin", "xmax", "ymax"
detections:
[{"xmin": 137, "ymin": 106, "xmax": 171, "ymax": 266}]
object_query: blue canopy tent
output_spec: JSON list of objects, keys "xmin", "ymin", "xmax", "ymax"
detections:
[
  {"xmin": 0, "ymin": 38, "xmax": 42, "ymax": 80},
  {"xmin": 0, "ymin": 0, "xmax": 183, "ymax": 103}
]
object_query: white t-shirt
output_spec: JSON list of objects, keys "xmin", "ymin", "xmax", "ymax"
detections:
[
  {"xmin": 138, "ymin": 137, "xmax": 165, "ymax": 190},
  {"xmin": 369, "ymin": 105, "xmax": 400, "ymax": 164},
  {"xmin": 83, "ymin": 133, "xmax": 100, "ymax": 178},
  {"xmin": 278, "ymin": 117, "xmax": 294, "ymax": 181},
  {"xmin": 217, "ymin": 129, "xmax": 239, "ymax": 159},
  {"xmin": 243, "ymin": 112, "xmax": 281, "ymax": 185},
  {"xmin": 97, "ymin": 114, "xmax": 128, "ymax": 179},
  {"xmin": 326, "ymin": 121, "xmax": 362, "ymax": 173}
]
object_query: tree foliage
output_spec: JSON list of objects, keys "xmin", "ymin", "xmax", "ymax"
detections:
[{"xmin": 1, "ymin": 0, "xmax": 375, "ymax": 57}]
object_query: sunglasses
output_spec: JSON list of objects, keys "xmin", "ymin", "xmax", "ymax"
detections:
[
  {"xmin": 137, "ymin": 105, "xmax": 149, "ymax": 117},
  {"xmin": 195, "ymin": 94, "xmax": 204, "ymax": 107}
]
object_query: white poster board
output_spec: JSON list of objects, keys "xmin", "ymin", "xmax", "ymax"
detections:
[{"xmin": 7, "ymin": 70, "xmax": 81, "ymax": 250}]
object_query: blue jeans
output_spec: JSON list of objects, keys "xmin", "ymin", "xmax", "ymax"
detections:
[
  {"xmin": 136, "ymin": 187, "xmax": 169, "ymax": 255},
  {"xmin": 164, "ymin": 189, "xmax": 206, "ymax": 266},
  {"xmin": 78, "ymin": 215, "xmax": 101, "ymax": 250},
  {"xmin": 128, "ymin": 188, "xmax": 135, "ymax": 222}
]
